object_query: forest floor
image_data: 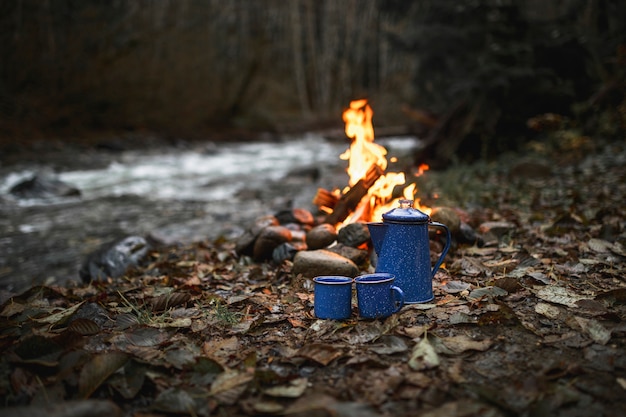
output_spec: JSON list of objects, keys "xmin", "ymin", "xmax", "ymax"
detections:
[{"xmin": 1, "ymin": 131, "xmax": 626, "ymax": 417}]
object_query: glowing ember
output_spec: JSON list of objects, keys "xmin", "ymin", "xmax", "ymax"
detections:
[{"xmin": 339, "ymin": 99, "xmax": 431, "ymax": 223}]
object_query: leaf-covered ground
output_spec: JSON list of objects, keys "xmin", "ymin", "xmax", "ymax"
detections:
[{"xmin": 1, "ymin": 133, "xmax": 625, "ymax": 417}]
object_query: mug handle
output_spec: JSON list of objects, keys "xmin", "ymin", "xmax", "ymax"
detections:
[
  {"xmin": 390, "ymin": 285, "xmax": 405, "ymax": 313},
  {"xmin": 428, "ymin": 221, "xmax": 451, "ymax": 279}
]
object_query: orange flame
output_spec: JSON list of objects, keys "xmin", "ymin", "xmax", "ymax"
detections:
[
  {"xmin": 339, "ymin": 99, "xmax": 431, "ymax": 223},
  {"xmin": 340, "ymin": 99, "xmax": 387, "ymax": 187}
]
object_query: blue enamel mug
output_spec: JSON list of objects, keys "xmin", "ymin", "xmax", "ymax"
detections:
[
  {"xmin": 313, "ymin": 276, "xmax": 353, "ymax": 320},
  {"xmin": 355, "ymin": 273, "xmax": 405, "ymax": 319}
]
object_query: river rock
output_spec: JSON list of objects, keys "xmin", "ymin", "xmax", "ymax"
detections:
[
  {"xmin": 292, "ymin": 249, "xmax": 359, "ymax": 278},
  {"xmin": 272, "ymin": 241, "xmax": 307, "ymax": 263},
  {"xmin": 253, "ymin": 225, "xmax": 292, "ymax": 261},
  {"xmin": 337, "ymin": 222, "xmax": 370, "ymax": 247},
  {"xmin": 479, "ymin": 221, "xmax": 516, "ymax": 238},
  {"xmin": 274, "ymin": 208, "xmax": 315, "ymax": 228},
  {"xmin": 79, "ymin": 236, "xmax": 150, "ymax": 283},
  {"xmin": 326, "ymin": 243, "xmax": 369, "ymax": 266},
  {"xmin": 305, "ymin": 223, "xmax": 337, "ymax": 250},
  {"xmin": 458, "ymin": 222, "xmax": 483, "ymax": 245},
  {"xmin": 430, "ymin": 206, "xmax": 461, "ymax": 235},
  {"xmin": 9, "ymin": 174, "xmax": 80, "ymax": 199},
  {"xmin": 235, "ymin": 215, "xmax": 280, "ymax": 256}
]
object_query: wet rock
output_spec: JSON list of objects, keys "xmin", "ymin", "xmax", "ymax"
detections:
[
  {"xmin": 79, "ymin": 236, "xmax": 150, "ymax": 283},
  {"xmin": 235, "ymin": 215, "xmax": 280, "ymax": 256},
  {"xmin": 430, "ymin": 206, "xmax": 461, "ymax": 235},
  {"xmin": 292, "ymin": 249, "xmax": 359, "ymax": 278},
  {"xmin": 337, "ymin": 222, "xmax": 370, "ymax": 247},
  {"xmin": 326, "ymin": 243, "xmax": 369, "ymax": 266},
  {"xmin": 274, "ymin": 208, "xmax": 315, "ymax": 228},
  {"xmin": 273, "ymin": 241, "xmax": 307, "ymax": 263},
  {"xmin": 9, "ymin": 174, "xmax": 80, "ymax": 199},
  {"xmin": 253, "ymin": 225, "xmax": 292, "ymax": 261},
  {"xmin": 479, "ymin": 221, "xmax": 516, "ymax": 238},
  {"xmin": 70, "ymin": 302, "xmax": 110, "ymax": 327},
  {"xmin": 305, "ymin": 223, "xmax": 337, "ymax": 250},
  {"xmin": 458, "ymin": 222, "xmax": 483, "ymax": 246}
]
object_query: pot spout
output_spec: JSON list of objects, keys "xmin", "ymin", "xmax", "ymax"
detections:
[{"xmin": 366, "ymin": 222, "xmax": 387, "ymax": 255}]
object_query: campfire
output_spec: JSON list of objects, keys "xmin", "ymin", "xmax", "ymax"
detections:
[{"xmin": 314, "ymin": 99, "xmax": 431, "ymax": 225}]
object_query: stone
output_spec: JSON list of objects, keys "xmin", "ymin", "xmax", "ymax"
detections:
[
  {"xmin": 274, "ymin": 208, "xmax": 315, "ymax": 227},
  {"xmin": 305, "ymin": 223, "xmax": 337, "ymax": 250},
  {"xmin": 430, "ymin": 206, "xmax": 461, "ymax": 235},
  {"xmin": 337, "ymin": 222, "xmax": 370, "ymax": 247},
  {"xmin": 253, "ymin": 225, "xmax": 292, "ymax": 261},
  {"xmin": 478, "ymin": 221, "xmax": 516, "ymax": 238},
  {"xmin": 292, "ymin": 249, "xmax": 359, "ymax": 278},
  {"xmin": 235, "ymin": 215, "xmax": 279, "ymax": 256},
  {"xmin": 326, "ymin": 243, "xmax": 369, "ymax": 266},
  {"xmin": 80, "ymin": 236, "xmax": 150, "ymax": 283},
  {"xmin": 458, "ymin": 222, "xmax": 483, "ymax": 246},
  {"xmin": 272, "ymin": 241, "xmax": 307, "ymax": 263},
  {"xmin": 9, "ymin": 174, "xmax": 80, "ymax": 199}
]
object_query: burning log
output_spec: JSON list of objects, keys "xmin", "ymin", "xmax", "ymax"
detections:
[
  {"xmin": 322, "ymin": 164, "xmax": 383, "ymax": 225},
  {"xmin": 312, "ymin": 188, "xmax": 339, "ymax": 211}
]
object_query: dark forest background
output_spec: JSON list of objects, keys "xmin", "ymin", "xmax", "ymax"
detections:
[{"xmin": 0, "ymin": 0, "xmax": 624, "ymax": 162}]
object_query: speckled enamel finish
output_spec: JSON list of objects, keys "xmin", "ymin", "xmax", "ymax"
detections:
[
  {"xmin": 368, "ymin": 201, "xmax": 451, "ymax": 304},
  {"xmin": 355, "ymin": 273, "xmax": 404, "ymax": 319},
  {"xmin": 313, "ymin": 276, "xmax": 353, "ymax": 319}
]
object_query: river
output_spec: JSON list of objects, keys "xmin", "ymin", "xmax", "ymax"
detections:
[{"xmin": 0, "ymin": 134, "xmax": 421, "ymax": 293}]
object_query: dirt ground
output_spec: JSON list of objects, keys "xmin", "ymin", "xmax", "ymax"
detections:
[{"xmin": 1, "ymin": 133, "xmax": 625, "ymax": 417}]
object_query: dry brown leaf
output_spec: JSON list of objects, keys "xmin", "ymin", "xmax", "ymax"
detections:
[
  {"xmin": 574, "ymin": 316, "xmax": 611, "ymax": 345},
  {"xmin": 263, "ymin": 377, "xmax": 308, "ymax": 398},
  {"xmin": 68, "ymin": 318, "xmax": 100, "ymax": 335},
  {"xmin": 408, "ymin": 336, "xmax": 439, "ymax": 371},
  {"xmin": 209, "ymin": 370, "xmax": 254, "ymax": 405},
  {"xmin": 296, "ymin": 343, "xmax": 344, "ymax": 366},
  {"xmin": 150, "ymin": 292, "xmax": 191, "ymax": 312},
  {"xmin": 78, "ymin": 351, "xmax": 128, "ymax": 398},
  {"xmin": 534, "ymin": 286, "xmax": 589, "ymax": 307},
  {"xmin": 438, "ymin": 334, "xmax": 493, "ymax": 353},
  {"xmin": 33, "ymin": 301, "xmax": 85, "ymax": 324}
]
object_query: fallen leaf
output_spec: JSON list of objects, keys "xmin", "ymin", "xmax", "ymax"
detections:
[
  {"xmin": 203, "ymin": 336, "xmax": 239, "ymax": 364},
  {"xmin": 535, "ymin": 286, "xmax": 589, "ymax": 307},
  {"xmin": 1, "ymin": 301, "xmax": 25, "ymax": 318},
  {"xmin": 408, "ymin": 336, "xmax": 439, "ymax": 370},
  {"xmin": 369, "ymin": 335, "xmax": 408, "ymax": 355},
  {"xmin": 263, "ymin": 377, "xmax": 308, "ymax": 398},
  {"xmin": 587, "ymin": 238, "xmax": 612, "ymax": 253},
  {"xmin": 33, "ymin": 301, "xmax": 85, "ymax": 324},
  {"xmin": 68, "ymin": 318, "xmax": 100, "ymax": 335},
  {"xmin": 438, "ymin": 334, "xmax": 493, "ymax": 354},
  {"xmin": 441, "ymin": 280, "xmax": 471, "ymax": 294},
  {"xmin": 150, "ymin": 292, "xmax": 191, "ymax": 312},
  {"xmin": 296, "ymin": 343, "xmax": 344, "ymax": 366},
  {"xmin": 13, "ymin": 335, "xmax": 63, "ymax": 366},
  {"xmin": 79, "ymin": 351, "xmax": 128, "ymax": 398},
  {"xmin": 153, "ymin": 386, "xmax": 210, "ymax": 415},
  {"xmin": 125, "ymin": 327, "xmax": 171, "ymax": 347},
  {"xmin": 575, "ymin": 316, "xmax": 611, "ymax": 345},
  {"xmin": 535, "ymin": 302, "xmax": 561, "ymax": 319},
  {"xmin": 468, "ymin": 286, "xmax": 508, "ymax": 300},
  {"xmin": 209, "ymin": 370, "xmax": 254, "ymax": 405},
  {"xmin": 449, "ymin": 311, "xmax": 477, "ymax": 325}
]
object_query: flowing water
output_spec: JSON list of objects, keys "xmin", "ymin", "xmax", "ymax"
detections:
[{"xmin": 0, "ymin": 134, "xmax": 421, "ymax": 293}]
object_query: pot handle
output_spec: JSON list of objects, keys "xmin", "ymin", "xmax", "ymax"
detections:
[{"xmin": 428, "ymin": 222, "xmax": 451, "ymax": 278}]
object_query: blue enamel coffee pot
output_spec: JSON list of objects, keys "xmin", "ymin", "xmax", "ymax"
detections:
[{"xmin": 367, "ymin": 199, "xmax": 451, "ymax": 303}]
